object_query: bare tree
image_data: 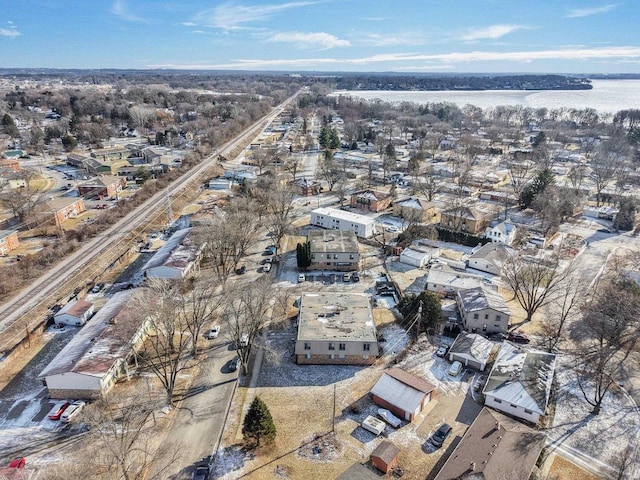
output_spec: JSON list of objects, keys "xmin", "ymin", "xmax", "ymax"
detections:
[
  {"xmin": 262, "ymin": 184, "xmax": 296, "ymax": 256},
  {"xmin": 417, "ymin": 166, "xmax": 439, "ymax": 202},
  {"xmin": 506, "ymin": 156, "xmax": 535, "ymax": 206},
  {"xmin": 502, "ymin": 254, "xmax": 573, "ymax": 324},
  {"xmin": 283, "ymin": 153, "xmax": 303, "ymax": 181},
  {"xmin": 317, "ymin": 149, "xmax": 343, "ymax": 192},
  {"xmin": 591, "ymin": 139, "xmax": 628, "ymax": 206},
  {"xmin": 222, "ymin": 277, "xmax": 274, "ymax": 375},
  {"xmin": 0, "ymin": 168, "xmax": 44, "ymax": 223},
  {"xmin": 128, "ymin": 106, "xmax": 155, "ymax": 129}
]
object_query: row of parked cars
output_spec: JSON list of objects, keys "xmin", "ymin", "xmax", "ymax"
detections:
[{"xmin": 47, "ymin": 400, "xmax": 85, "ymax": 423}]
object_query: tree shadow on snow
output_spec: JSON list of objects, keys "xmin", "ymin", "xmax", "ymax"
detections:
[{"xmin": 212, "ymin": 444, "xmax": 255, "ymax": 478}]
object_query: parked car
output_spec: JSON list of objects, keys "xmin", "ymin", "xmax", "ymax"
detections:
[
  {"xmin": 228, "ymin": 356, "xmax": 240, "ymax": 372},
  {"xmin": 235, "ymin": 265, "xmax": 246, "ymax": 275},
  {"xmin": 48, "ymin": 401, "xmax": 71, "ymax": 421},
  {"xmin": 508, "ymin": 332, "xmax": 530, "ymax": 344},
  {"xmin": 448, "ymin": 360, "xmax": 463, "ymax": 377},
  {"xmin": 342, "ymin": 272, "xmax": 351, "ymax": 282},
  {"xmin": 61, "ymin": 400, "xmax": 86, "ymax": 423},
  {"xmin": 352, "ymin": 272, "xmax": 360, "ymax": 282},
  {"xmin": 240, "ymin": 333, "xmax": 249, "ymax": 347},
  {"xmin": 377, "ymin": 408, "xmax": 402, "ymax": 428},
  {"xmin": 298, "ymin": 273, "xmax": 306, "ymax": 283},
  {"xmin": 265, "ymin": 245, "xmax": 277, "ymax": 255},
  {"xmin": 262, "ymin": 263, "xmax": 272, "ymax": 273},
  {"xmin": 192, "ymin": 465, "xmax": 209, "ymax": 480},
  {"xmin": 207, "ymin": 325, "xmax": 220, "ymax": 339},
  {"xmin": 91, "ymin": 283, "xmax": 105, "ymax": 294},
  {"xmin": 430, "ymin": 423, "xmax": 453, "ymax": 447},
  {"xmin": 384, "ymin": 226, "xmax": 399, "ymax": 233},
  {"xmin": 436, "ymin": 345, "xmax": 450, "ymax": 357}
]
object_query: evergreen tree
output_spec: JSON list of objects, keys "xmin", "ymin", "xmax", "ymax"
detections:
[
  {"xmin": 242, "ymin": 396, "xmax": 276, "ymax": 447},
  {"xmin": 614, "ymin": 197, "xmax": 636, "ymax": 231},
  {"xmin": 61, "ymin": 134, "xmax": 78, "ymax": 152},
  {"xmin": 319, "ymin": 126, "xmax": 330, "ymax": 148},
  {"xmin": 329, "ymin": 128, "xmax": 340, "ymax": 149},
  {"xmin": 1, "ymin": 113, "xmax": 19, "ymax": 138},
  {"xmin": 296, "ymin": 241, "xmax": 311, "ymax": 269}
]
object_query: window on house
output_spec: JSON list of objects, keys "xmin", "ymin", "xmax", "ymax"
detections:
[
  {"xmin": 511, "ymin": 404, "xmax": 518, "ymax": 408},
  {"xmin": 473, "ymin": 313, "xmax": 479, "ymax": 319},
  {"xmin": 329, "ymin": 354, "xmax": 335, "ymax": 359},
  {"xmin": 496, "ymin": 315, "xmax": 502, "ymax": 322},
  {"xmin": 327, "ymin": 262, "xmax": 331, "ymax": 266},
  {"xmin": 349, "ymin": 254, "xmax": 354, "ymax": 260},
  {"xmin": 339, "ymin": 343, "xmax": 346, "ymax": 351},
  {"xmin": 363, "ymin": 343, "xmax": 370, "ymax": 351},
  {"xmin": 485, "ymin": 314, "xmax": 489, "ymax": 319},
  {"xmin": 339, "ymin": 354, "xmax": 345, "ymax": 359},
  {"xmin": 328, "ymin": 343, "xmax": 335, "ymax": 350},
  {"xmin": 494, "ymin": 399, "xmax": 502, "ymax": 404},
  {"xmin": 333, "ymin": 254, "xmax": 338, "ymax": 259},
  {"xmin": 304, "ymin": 343, "xmax": 311, "ymax": 350},
  {"xmin": 305, "ymin": 353, "xmax": 311, "ymax": 359},
  {"xmin": 524, "ymin": 409, "xmax": 533, "ymax": 414},
  {"xmin": 363, "ymin": 354, "xmax": 369, "ymax": 360}
]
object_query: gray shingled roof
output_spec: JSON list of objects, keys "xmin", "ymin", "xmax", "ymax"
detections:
[{"xmin": 458, "ymin": 287, "xmax": 510, "ymax": 315}]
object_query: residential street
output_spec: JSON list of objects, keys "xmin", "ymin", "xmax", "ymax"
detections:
[{"xmin": 155, "ymin": 338, "xmax": 238, "ymax": 480}]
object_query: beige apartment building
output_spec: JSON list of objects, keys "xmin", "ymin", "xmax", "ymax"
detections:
[{"xmin": 308, "ymin": 230, "xmax": 359, "ymax": 271}]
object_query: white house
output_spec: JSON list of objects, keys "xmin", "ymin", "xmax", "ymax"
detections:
[
  {"xmin": 310, "ymin": 207, "xmax": 375, "ymax": 238},
  {"xmin": 466, "ymin": 243, "xmax": 513, "ymax": 276},
  {"xmin": 485, "ymin": 219, "xmax": 517, "ymax": 246},
  {"xmin": 399, "ymin": 246, "xmax": 437, "ymax": 268},
  {"xmin": 38, "ymin": 291, "xmax": 147, "ymax": 399},
  {"xmin": 53, "ymin": 300, "xmax": 94, "ymax": 326},
  {"xmin": 483, "ymin": 342, "xmax": 556, "ymax": 424},
  {"xmin": 457, "ymin": 286, "xmax": 511, "ymax": 334},
  {"xmin": 142, "ymin": 228, "xmax": 205, "ymax": 279},
  {"xmin": 447, "ymin": 332, "xmax": 496, "ymax": 371},
  {"xmin": 426, "ymin": 265, "xmax": 488, "ymax": 298}
]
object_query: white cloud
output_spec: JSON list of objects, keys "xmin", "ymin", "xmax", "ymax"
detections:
[
  {"xmin": 196, "ymin": 1, "xmax": 321, "ymax": 30},
  {"xmin": 567, "ymin": 4, "xmax": 618, "ymax": 18},
  {"xmin": 462, "ymin": 24, "xmax": 528, "ymax": 42},
  {"xmin": 148, "ymin": 46, "xmax": 640, "ymax": 70},
  {"xmin": 182, "ymin": 22, "xmax": 197, "ymax": 26},
  {"xmin": 110, "ymin": 0, "xmax": 147, "ymax": 23},
  {"xmin": 359, "ymin": 32, "xmax": 425, "ymax": 47},
  {"xmin": 266, "ymin": 31, "xmax": 350, "ymax": 49},
  {"xmin": 0, "ymin": 27, "xmax": 20, "ymax": 38}
]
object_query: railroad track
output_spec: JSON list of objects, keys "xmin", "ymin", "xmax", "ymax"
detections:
[{"xmin": 0, "ymin": 92, "xmax": 299, "ymax": 355}]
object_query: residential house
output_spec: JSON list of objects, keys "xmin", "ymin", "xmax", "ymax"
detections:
[
  {"xmin": 440, "ymin": 206, "xmax": 491, "ymax": 235},
  {"xmin": 485, "ymin": 219, "xmax": 517, "ymax": 246},
  {"xmin": 371, "ymin": 441, "xmax": 400, "ymax": 474},
  {"xmin": 78, "ymin": 175, "xmax": 126, "ymax": 199},
  {"xmin": 38, "ymin": 291, "xmax": 149, "ymax": 399},
  {"xmin": 336, "ymin": 464, "xmax": 380, "ymax": 480},
  {"xmin": 479, "ymin": 190, "xmax": 518, "ymax": 205},
  {"xmin": 308, "ymin": 230, "xmax": 359, "ymax": 271},
  {"xmin": 142, "ymin": 228, "xmax": 205, "ymax": 280},
  {"xmin": 370, "ymin": 367, "xmax": 436, "ymax": 422},
  {"xmin": 393, "ymin": 197, "xmax": 437, "ymax": 223},
  {"xmin": 90, "ymin": 146, "xmax": 129, "ymax": 162},
  {"xmin": 350, "ymin": 189, "xmax": 392, "ymax": 212},
  {"xmin": 483, "ymin": 342, "xmax": 556, "ymax": 424},
  {"xmin": 310, "ymin": 207, "xmax": 375, "ymax": 238},
  {"xmin": 433, "ymin": 407, "xmax": 545, "ymax": 480},
  {"xmin": 466, "ymin": 243, "xmax": 513, "ymax": 275},
  {"xmin": 425, "ymin": 265, "xmax": 488, "ymax": 298},
  {"xmin": 0, "ymin": 158, "xmax": 20, "ymax": 175},
  {"xmin": 66, "ymin": 153, "xmax": 90, "ymax": 169},
  {"xmin": 53, "ymin": 300, "xmax": 94, "ymax": 326},
  {"xmin": 84, "ymin": 157, "xmax": 116, "ymax": 175},
  {"xmin": 0, "ymin": 230, "xmax": 19, "ymax": 254},
  {"xmin": 448, "ymin": 332, "xmax": 496, "ymax": 371},
  {"xmin": 295, "ymin": 293, "xmax": 378, "ymax": 365},
  {"xmin": 46, "ymin": 197, "xmax": 86, "ymax": 226},
  {"xmin": 457, "ymin": 287, "xmax": 511, "ymax": 334},
  {"xmin": 208, "ymin": 178, "xmax": 232, "ymax": 190},
  {"xmin": 293, "ymin": 177, "xmax": 321, "ymax": 196}
]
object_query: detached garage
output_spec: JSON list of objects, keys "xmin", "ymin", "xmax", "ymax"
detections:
[
  {"xmin": 448, "ymin": 332, "xmax": 496, "ymax": 371},
  {"xmin": 53, "ymin": 300, "xmax": 94, "ymax": 326},
  {"xmin": 370, "ymin": 367, "xmax": 436, "ymax": 422}
]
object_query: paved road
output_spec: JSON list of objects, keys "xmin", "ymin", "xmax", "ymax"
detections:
[{"xmin": 158, "ymin": 339, "xmax": 238, "ymax": 480}]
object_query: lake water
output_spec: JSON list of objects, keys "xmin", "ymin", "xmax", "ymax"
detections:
[{"xmin": 332, "ymin": 80, "xmax": 640, "ymax": 114}]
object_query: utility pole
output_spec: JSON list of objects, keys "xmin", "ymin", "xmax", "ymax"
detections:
[
  {"xmin": 416, "ymin": 300, "xmax": 423, "ymax": 339},
  {"xmin": 165, "ymin": 189, "xmax": 173, "ymax": 230},
  {"xmin": 332, "ymin": 383, "xmax": 336, "ymax": 433}
]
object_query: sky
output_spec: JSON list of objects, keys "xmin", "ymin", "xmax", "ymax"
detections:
[{"xmin": 0, "ymin": 0, "xmax": 639, "ymax": 73}]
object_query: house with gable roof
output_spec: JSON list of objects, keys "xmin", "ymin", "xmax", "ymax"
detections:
[
  {"xmin": 370, "ymin": 367, "xmax": 436, "ymax": 422},
  {"xmin": 485, "ymin": 219, "xmax": 517, "ymax": 245},
  {"xmin": 141, "ymin": 228, "xmax": 205, "ymax": 279},
  {"xmin": 448, "ymin": 332, "xmax": 497, "ymax": 371},
  {"xmin": 457, "ymin": 287, "xmax": 511, "ymax": 334},
  {"xmin": 350, "ymin": 189, "xmax": 392, "ymax": 212},
  {"xmin": 466, "ymin": 242, "xmax": 514, "ymax": 275},
  {"xmin": 482, "ymin": 342, "xmax": 556, "ymax": 424}
]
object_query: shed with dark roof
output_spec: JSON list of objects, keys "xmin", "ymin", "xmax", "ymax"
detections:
[
  {"xmin": 370, "ymin": 367, "xmax": 436, "ymax": 422},
  {"xmin": 371, "ymin": 440, "xmax": 400, "ymax": 474}
]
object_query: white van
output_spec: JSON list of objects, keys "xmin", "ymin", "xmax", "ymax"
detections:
[
  {"xmin": 240, "ymin": 333, "xmax": 249, "ymax": 347},
  {"xmin": 61, "ymin": 401, "xmax": 85, "ymax": 423},
  {"xmin": 298, "ymin": 273, "xmax": 306, "ymax": 283}
]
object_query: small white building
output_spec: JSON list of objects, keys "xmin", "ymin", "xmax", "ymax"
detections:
[
  {"xmin": 399, "ymin": 246, "xmax": 436, "ymax": 268},
  {"xmin": 448, "ymin": 332, "xmax": 496, "ymax": 371},
  {"xmin": 310, "ymin": 207, "xmax": 375, "ymax": 238},
  {"xmin": 483, "ymin": 342, "xmax": 556, "ymax": 424},
  {"xmin": 208, "ymin": 178, "xmax": 232, "ymax": 190},
  {"xmin": 53, "ymin": 300, "xmax": 94, "ymax": 326},
  {"xmin": 485, "ymin": 219, "xmax": 517, "ymax": 246},
  {"xmin": 466, "ymin": 243, "xmax": 513, "ymax": 276}
]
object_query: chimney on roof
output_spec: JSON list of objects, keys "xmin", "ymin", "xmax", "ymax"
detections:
[{"xmin": 470, "ymin": 462, "xmax": 476, "ymax": 471}]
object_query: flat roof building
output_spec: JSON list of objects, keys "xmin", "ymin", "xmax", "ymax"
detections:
[{"xmin": 310, "ymin": 207, "xmax": 375, "ymax": 239}]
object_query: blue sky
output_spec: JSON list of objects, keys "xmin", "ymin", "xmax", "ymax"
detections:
[{"xmin": 1, "ymin": 0, "xmax": 639, "ymax": 72}]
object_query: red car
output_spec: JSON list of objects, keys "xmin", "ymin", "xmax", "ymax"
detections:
[{"xmin": 48, "ymin": 401, "xmax": 70, "ymax": 420}]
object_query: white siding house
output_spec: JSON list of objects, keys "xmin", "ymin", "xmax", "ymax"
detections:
[
  {"xmin": 142, "ymin": 228, "xmax": 205, "ymax": 279},
  {"xmin": 466, "ymin": 243, "xmax": 513, "ymax": 276},
  {"xmin": 485, "ymin": 219, "xmax": 517, "ymax": 245},
  {"xmin": 310, "ymin": 207, "xmax": 375, "ymax": 238},
  {"xmin": 399, "ymin": 247, "xmax": 433, "ymax": 268},
  {"xmin": 483, "ymin": 342, "xmax": 556, "ymax": 424},
  {"xmin": 53, "ymin": 300, "xmax": 94, "ymax": 326},
  {"xmin": 457, "ymin": 287, "xmax": 511, "ymax": 334}
]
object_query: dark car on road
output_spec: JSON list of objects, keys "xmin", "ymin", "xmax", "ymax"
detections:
[
  {"xmin": 235, "ymin": 265, "xmax": 246, "ymax": 275},
  {"xmin": 430, "ymin": 423, "xmax": 452, "ymax": 447},
  {"xmin": 507, "ymin": 332, "xmax": 530, "ymax": 344},
  {"xmin": 228, "ymin": 356, "xmax": 240, "ymax": 372}
]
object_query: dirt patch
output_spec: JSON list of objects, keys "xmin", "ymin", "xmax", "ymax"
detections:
[
  {"xmin": 548, "ymin": 454, "xmax": 603, "ymax": 480},
  {"xmin": 373, "ymin": 307, "xmax": 397, "ymax": 326},
  {"xmin": 297, "ymin": 432, "xmax": 342, "ymax": 462}
]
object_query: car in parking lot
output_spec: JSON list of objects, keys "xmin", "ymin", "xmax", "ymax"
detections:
[
  {"xmin": 384, "ymin": 226, "xmax": 399, "ymax": 233},
  {"xmin": 430, "ymin": 423, "xmax": 452, "ymax": 447},
  {"xmin": 48, "ymin": 401, "xmax": 71, "ymax": 420},
  {"xmin": 228, "ymin": 356, "xmax": 240, "ymax": 372},
  {"xmin": 507, "ymin": 332, "xmax": 530, "ymax": 344},
  {"xmin": 352, "ymin": 272, "xmax": 360, "ymax": 282},
  {"xmin": 448, "ymin": 360, "xmax": 463, "ymax": 377},
  {"xmin": 235, "ymin": 265, "xmax": 246, "ymax": 275},
  {"xmin": 298, "ymin": 273, "xmax": 306, "ymax": 282},
  {"xmin": 436, "ymin": 345, "xmax": 450, "ymax": 357},
  {"xmin": 262, "ymin": 263, "xmax": 272, "ymax": 273},
  {"xmin": 207, "ymin": 325, "xmax": 220, "ymax": 339},
  {"xmin": 90, "ymin": 283, "xmax": 105, "ymax": 294},
  {"xmin": 61, "ymin": 400, "xmax": 86, "ymax": 423},
  {"xmin": 342, "ymin": 272, "xmax": 351, "ymax": 282},
  {"xmin": 192, "ymin": 464, "xmax": 210, "ymax": 480}
]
